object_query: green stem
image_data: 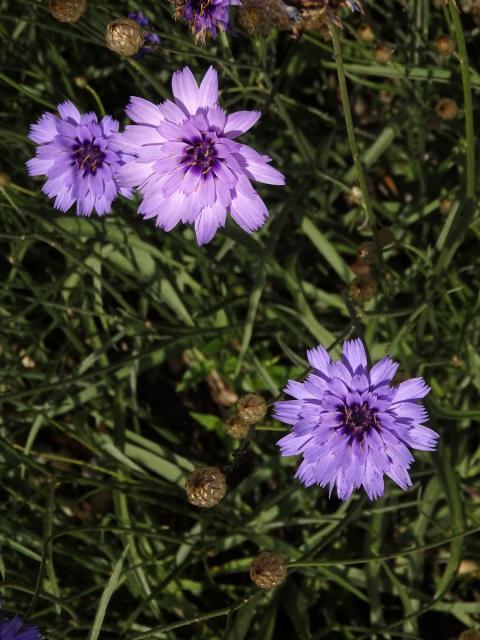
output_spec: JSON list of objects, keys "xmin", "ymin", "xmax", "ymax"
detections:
[
  {"xmin": 288, "ymin": 524, "xmax": 480, "ymax": 569},
  {"xmin": 328, "ymin": 22, "xmax": 383, "ymax": 272},
  {"xmin": 449, "ymin": 0, "xmax": 475, "ymax": 198},
  {"xmin": 85, "ymin": 84, "xmax": 106, "ymax": 117}
]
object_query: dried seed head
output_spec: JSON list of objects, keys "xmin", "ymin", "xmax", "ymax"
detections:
[
  {"xmin": 357, "ymin": 241, "xmax": 378, "ymax": 265},
  {"xmin": 105, "ymin": 18, "xmax": 144, "ymax": 57},
  {"xmin": 49, "ymin": 0, "xmax": 86, "ymax": 22},
  {"xmin": 434, "ymin": 34, "xmax": 454, "ymax": 56},
  {"xmin": 345, "ymin": 185, "xmax": 364, "ymax": 207},
  {"xmin": 0, "ymin": 172, "xmax": 11, "ymax": 188},
  {"xmin": 74, "ymin": 75, "xmax": 88, "ymax": 88},
  {"xmin": 185, "ymin": 467, "xmax": 227, "ymax": 508},
  {"xmin": 357, "ymin": 22, "xmax": 375, "ymax": 43},
  {"xmin": 439, "ymin": 197, "xmax": 452, "ymax": 214},
  {"xmin": 250, "ymin": 551, "xmax": 288, "ymax": 589},
  {"xmin": 373, "ymin": 44, "xmax": 393, "ymax": 64},
  {"xmin": 349, "ymin": 276, "xmax": 376, "ymax": 302},
  {"xmin": 225, "ymin": 414, "xmax": 250, "ymax": 439},
  {"xmin": 459, "ymin": 632, "xmax": 480, "ymax": 640},
  {"xmin": 239, "ymin": 0, "xmax": 292, "ymax": 35},
  {"xmin": 436, "ymin": 97, "xmax": 458, "ymax": 120},
  {"xmin": 237, "ymin": 393, "xmax": 267, "ymax": 425}
]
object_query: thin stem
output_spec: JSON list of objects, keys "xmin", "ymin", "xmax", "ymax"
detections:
[
  {"xmin": 328, "ymin": 22, "xmax": 383, "ymax": 273},
  {"xmin": 288, "ymin": 524, "xmax": 480, "ymax": 569},
  {"xmin": 84, "ymin": 84, "xmax": 106, "ymax": 117},
  {"xmin": 448, "ymin": 0, "xmax": 475, "ymax": 198}
]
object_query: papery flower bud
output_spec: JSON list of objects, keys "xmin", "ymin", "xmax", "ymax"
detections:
[
  {"xmin": 373, "ymin": 44, "xmax": 393, "ymax": 64},
  {"xmin": 225, "ymin": 414, "xmax": 250, "ymax": 439},
  {"xmin": 459, "ymin": 632, "xmax": 480, "ymax": 640},
  {"xmin": 350, "ymin": 276, "xmax": 376, "ymax": 302},
  {"xmin": 434, "ymin": 34, "xmax": 454, "ymax": 56},
  {"xmin": 237, "ymin": 393, "xmax": 267, "ymax": 425},
  {"xmin": 105, "ymin": 17, "xmax": 145, "ymax": 57},
  {"xmin": 436, "ymin": 97, "xmax": 458, "ymax": 120},
  {"xmin": 357, "ymin": 22, "xmax": 375, "ymax": 43},
  {"xmin": 185, "ymin": 466, "xmax": 227, "ymax": 508},
  {"xmin": 250, "ymin": 551, "xmax": 288, "ymax": 589},
  {"xmin": 49, "ymin": 0, "xmax": 86, "ymax": 23}
]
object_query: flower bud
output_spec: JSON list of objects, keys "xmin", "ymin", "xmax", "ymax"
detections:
[
  {"xmin": 436, "ymin": 97, "xmax": 458, "ymax": 120},
  {"xmin": 105, "ymin": 18, "xmax": 144, "ymax": 57},
  {"xmin": 225, "ymin": 414, "xmax": 250, "ymax": 439},
  {"xmin": 434, "ymin": 34, "xmax": 454, "ymax": 56},
  {"xmin": 74, "ymin": 75, "xmax": 88, "ymax": 88},
  {"xmin": 250, "ymin": 551, "xmax": 287, "ymax": 589},
  {"xmin": 49, "ymin": 0, "xmax": 86, "ymax": 23},
  {"xmin": 185, "ymin": 466, "xmax": 227, "ymax": 508},
  {"xmin": 459, "ymin": 632, "xmax": 480, "ymax": 640},
  {"xmin": 373, "ymin": 44, "xmax": 393, "ymax": 64},
  {"xmin": 350, "ymin": 276, "xmax": 376, "ymax": 302},
  {"xmin": 0, "ymin": 172, "xmax": 11, "ymax": 188},
  {"xmin": 237, "ymin": 393, "xmax": 267, "ymax": 425},
  {"xmin": 357, "ymin": 241, "xmax": 378, "ymax": 265},
  {"xmin": 357, "ymin": 23, "xmax": 375, "ymax": 43}
]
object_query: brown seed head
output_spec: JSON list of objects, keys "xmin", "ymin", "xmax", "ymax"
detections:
[
  {"xmin": 436, "ymin": 97, "xmax": 458, "ymax": 120},
  {"xmin": 49, "ymin": 0, "xmax": 86, "ymax": 22},
  {"xmin": 459, "ymin": 632, "xmax": 480, "ymax": 640},
  {"xmin": 349, "ymin": 276, "xmax": 376, "ymax": 302},
  {"xmin": 225, "ymin": 414, "xmax": 250, "ymax": 439},
  {"xmin": 237, "ymin": 393, "xmax": 267, "ymax": 425},
  {"xmin": 239, "ymin": 0, "xmax": 292, "ymax": 34},
  {"xmin": 357, "ymin": 241, "xmax": 378, "ymax": 265},
  {"xmin": 434, "ymin": 34, "xmax": 455, "ymax": 56},
  {"xmin": 357, "ymin": 22, "xmax": 375, "ymax": 43},
  {"xmin": 185, "ymin": 467, "xmax": 227, "ymax": 508},
  {"xmin": 373, "ymin": 44, "xmax": 393, "ymax": 64},
  {"xmin": 250, "ymin": 551, "xmax": 288, "ymax": 589},
  {"xmin": 105, "ymin": 18, "xmax": 144, "ymax": 57}
]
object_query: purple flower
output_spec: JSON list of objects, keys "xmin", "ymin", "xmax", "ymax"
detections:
[
  {"xmin": 275, "ymin": 339, "xmax": 438, "ymax": 501},
  {"xmin": 128, "ymin": 12, "xmax": 161, "ymax": 58},
  {"xmin": 0, "ymin": 616, "xmax": 40, "ymax": 640},
  {"xmin": 181, "ymin": 0, "xmax": 241, "ymax": 41},
  {"xmin": 113, "ymin": 66, "xmax": 285, "ymax": 245},
  {"xmin": 27, "ymin": 102, "xmax": 131, "ymax": 217}
]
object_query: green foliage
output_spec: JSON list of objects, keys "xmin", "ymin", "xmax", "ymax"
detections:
[{"xmin": 0, "ymin": 1, "xmax": 479, "ymax": 638}]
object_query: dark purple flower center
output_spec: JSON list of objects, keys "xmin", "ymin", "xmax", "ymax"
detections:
[
  {"xmin": 183, "ymin": 134, "xmax": 217, "ymax": 176},
  {"xmin": 342, "ymin": 402, "xmax": 377, "ymax": 438},
  {"xmin": 72, "ymin": 141, "xmax": 104, "ymax": 175}
]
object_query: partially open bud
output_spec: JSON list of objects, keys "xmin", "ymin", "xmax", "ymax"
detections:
[
  {"xmin": 250, "ymin": 551, "xmax": 288, "ymax": 589},
  {"xmin": 357, "ymin": 23, "xmax": 375, "ymax": 43},
  {"xmin": 436, "ymin": 97, "xmax": 458, "ymax": 120},
  {"xmin": 185, "ymin": 467, "xmax": 227, "ymax": 508},
  {"xmin": 49, "ymin": 0, "xmax": 86, "ymax": 22},
  {"xmin": 105, "ymin": 18, "xmax": 144, "ymax": 57},
  {"xmin": 373, "ymin": 44, "xmax": 393, "ymax": 64},
  {"xmin": 434, "ymin": 34, "xmax": 454, "ymax": 56},
  {"xmin": 350, "ymin": 276, "xmax": 376, "ymax": 302},
  {"xmin": 237, "ymin": 393, "xmax": 267, "ymax": 425},
  {"xmin": 225, "ymin": 414, "xmax": 250, "ymax": 439}
]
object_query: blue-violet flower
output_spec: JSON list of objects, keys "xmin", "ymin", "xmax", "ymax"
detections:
[
  {"xmin": 27, "ymin": 101, "xmax": 131, "ymax": 216},
  {"xmin": 180, "ymin": 0, "xmax": 241, "ymax": 42},
  {"xmin": 113, "ymin": 66, "xmax": 285, "ymax": 245},
  {"xmin": 0, "ymin": 616, "xmax": 40, "ymax": 640},
  {"xmin": 128, "ymin": 12, "xmax": 161, "ymax": 57},
  {"xmin": 275, "ymin": 339, "xmax": 438, "ymax": 501}
]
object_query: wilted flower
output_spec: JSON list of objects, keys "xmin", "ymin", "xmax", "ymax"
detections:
[
  {"xmin": 237, "ymin": 393, "xmax": 268, "ymax": 425},
  {"xmin": 0, "ymin": 616, "xmax": 40, "ymax": 640},
  {"xmin": 275, "ymin": 339, "xmax": 438, "ymax": 501},
  {"xmin": 290, "ymin": 0, "xmax": 362, "ymax": 32},
  {"xmin": 239, "ymin": 0, "xmax": 298, "ymax": 34},
  {"xmin": 49, "ymin": 0, "xmax": 86, "ymax": 23},
  {"xmin": 27, "ymin": 102, "xmax": 131, "ymax": 216},
  {"xmin": 250, "ymin": 551, "xmax": 288, "ymax": 589},
  {"xmin": 113, "ymin": 66, "xmax": 285, "ymax": 245},
  {"xmin": 174, "ymin": 0, "xmax": 241, "ymax": 42},
  {"xmin": 185, "ymin": 466, "xmax": 227, "ymax": 507},
  {"xmin": 128, "ymin": 12, "xmax": 161, "ymax": 57}
]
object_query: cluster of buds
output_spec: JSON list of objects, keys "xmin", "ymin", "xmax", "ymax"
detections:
[
  {"xmin": 49, "ymin": 0, "xmax": 86, "ymax": 23},
  {"xmin": 250, "ymin": 551, "xmax": 288, "ymax": 589},
  {"xmin": 225, "ymin": 393, "xmax": 268, "ymax": 439}
]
